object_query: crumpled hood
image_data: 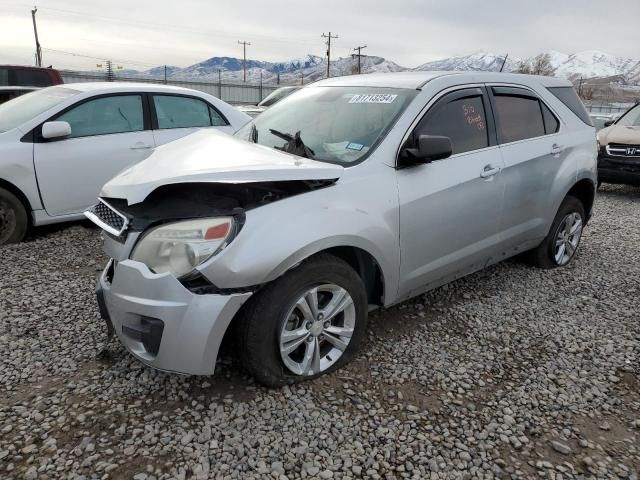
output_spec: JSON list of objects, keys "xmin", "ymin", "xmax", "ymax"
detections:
[
  {"xmin": 101, "ymin": 129, "xmax": 344, "ymax": 205},
  {"xmin": 598, "ymin": 125, "xmax": 640, "ymax": 145}
]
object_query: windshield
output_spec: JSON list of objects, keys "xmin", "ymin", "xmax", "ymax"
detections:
[
  {"xmin": 0, "ymin": 86, "xmax": 78, "ymax": 133},
  {"xmin": 236, "ymin": 86, "xmax": 418, "ymax": 164},
  {"xmin": 616, "ymin": 104, "xmax": 640, "ymax": 127},
  {"xmin": 258, "ymin": 87, "xmax": 299, "ymax": 107}
]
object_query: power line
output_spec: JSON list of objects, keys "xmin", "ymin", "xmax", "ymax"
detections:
[
  {"xmin": 353, "ymin": 45, "xmax": 367, "ymax": 74},
  {"xmin": 321, "ymin": 32, "xmax": 338, "ymax": 78},
  {"xmin": 10, "ymin": 3, "xmax": 321, "ymax": 47},
  {"xmin": 238, "ymin": 40, "xmax": 251, "ymax": 82},
  {"xmin": 42, "ymin": 48, "xmax": 158, "ymax": 69}
]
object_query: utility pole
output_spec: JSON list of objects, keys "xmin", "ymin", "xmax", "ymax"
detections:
[
  {"xmin": 499, "ymin": 53, "xmax": 509, "ymax": 72},
  {"xmin": 164, "ymin": 65, "xmax": 167, "ymax": 84},
  {"xmin": 106, "ymin": 60, "xmax": 114, "ymax": 81},
  {"xmin": 31, "ymin": 6, "xmax": 42, "ymax": 67},
  {"xmin": 238, "ymin": 40, "xmax": 251, "ymax": 82},
  {"xmin": 353, "ymin": 45, "xmax": 367, "ymax": 74},
  {"xmin": 321, "ymin": 32, "xmax": 338, "ymax": 78}
]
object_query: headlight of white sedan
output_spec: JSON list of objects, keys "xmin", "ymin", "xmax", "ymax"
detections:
[{"xmin": 131, "ymin": 217, "xmax": 235, "ymax": 277}]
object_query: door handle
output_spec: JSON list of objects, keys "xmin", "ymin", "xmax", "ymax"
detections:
[
  {"xmin": 129, "ymin": 144, "xmax": 153, "ymax": 150},
  {"xmin": 551, "ymin": 143, "xmax": 563, "ymax": 155},
  {"xmin": 480, "ymin": 165, "xmax": 501, "ymax": 178}
]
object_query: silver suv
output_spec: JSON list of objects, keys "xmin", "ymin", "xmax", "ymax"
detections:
[{"xmin": 88, "ymin": 72, "xmax": 597, "ymax": 386}]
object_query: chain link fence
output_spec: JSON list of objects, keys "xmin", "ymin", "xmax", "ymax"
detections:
[
  {"xmin": 584, "ymin": 102, "xmax": 634, "ymax": 115},
  {"xmin": 60, "ymin": 70, "xmax": 287, "ymax": 105}
]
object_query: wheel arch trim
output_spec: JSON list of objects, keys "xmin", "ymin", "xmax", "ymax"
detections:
[{"xmin": 264, "ymin": 237, "xmax": 393, "ymax": 306}]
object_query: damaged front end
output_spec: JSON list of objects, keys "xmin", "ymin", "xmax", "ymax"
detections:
[
  {"xmin": 85, "ymin": 178, "xmax": 338, "ymax": 375},
  {"xmin": 96, "ymin": 179, "xmax": 336, "ymax": 233}
]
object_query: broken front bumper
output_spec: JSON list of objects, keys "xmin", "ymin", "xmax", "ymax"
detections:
[{"xmin": 97, "ymin": 259, "xmax": 251, "ymax": 375}]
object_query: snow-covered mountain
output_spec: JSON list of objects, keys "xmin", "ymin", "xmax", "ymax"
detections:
[
  {"xmin": 553, "ymin": 51, "xmax": 639, "ymax": 80},
  {"xmin": 414, "ymin": 50, "xmax": 640, "ymax": 84},
  {"xmin": 122, "ymin": 50, "xmax": 640, "ymax": 85},
  {"xmin": 414, "ymin": 52, "xmax": 519, "ymax": 73}
]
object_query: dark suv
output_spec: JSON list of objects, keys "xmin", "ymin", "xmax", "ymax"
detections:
[{"xmin": 597, "ymin": 103, "xmax": 640, "ymax": 187}]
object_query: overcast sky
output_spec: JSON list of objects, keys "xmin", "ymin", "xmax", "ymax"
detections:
[{"xmin": 1, "ymin": 0, "xmax": 639, "ymax": 71}]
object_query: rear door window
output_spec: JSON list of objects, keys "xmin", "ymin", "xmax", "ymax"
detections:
[
  {"xmin": 153, "ymin": 95, "xmax": 228, "ymax": 129},
  {"xmin": 413, "ymin": 92, "xmax": 489, "ymax": 155},
  {"xmin": 492, "ymin": 93, "xmax": 545, "ymax": 143}
]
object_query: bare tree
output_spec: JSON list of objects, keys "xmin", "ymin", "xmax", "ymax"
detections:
[
  {"xmin": 581, "ymin": 87, "xmax": 594, "ymax": 101},
  {"xmin": 516, "ymin": 60, "xmax": 533, "ymax": 75},
  {"xmin": 517, "ymin": 53, "xmax": 555, "ymax": 76}
]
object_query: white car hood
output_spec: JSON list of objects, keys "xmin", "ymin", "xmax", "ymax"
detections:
[{"xmin": 101, "ymin": 129, "xmax": 344, "ymax": 205}]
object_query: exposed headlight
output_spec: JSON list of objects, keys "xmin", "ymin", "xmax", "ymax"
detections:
[{"xmin": 131, "ymin": 217, "xmax": 235, "ymax": 277}]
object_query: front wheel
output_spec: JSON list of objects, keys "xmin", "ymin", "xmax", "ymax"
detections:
[
  {"xmin": 0, "ymin": 187, "xmax": 28, "ymax": 246},
  {"xmin": 527, "ymin": 195, "xmax": 585, "ymax": 269},
  {"xmin": 235, "ymin": 254, "xmax": 368, "ymax": 387}
]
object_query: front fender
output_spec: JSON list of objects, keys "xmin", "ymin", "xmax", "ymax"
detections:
[
  {"xmin": 0, "ymin": 131, "xmax": 41, "ymax": 211},
  {"xmin": 198, "ymin": 179, "xmax": 400, "ymax": 302}
]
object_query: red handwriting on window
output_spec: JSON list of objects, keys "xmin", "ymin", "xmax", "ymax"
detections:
[{"xmin": 462, "ymin": 104, "xmax": 485, "ymax": 131}]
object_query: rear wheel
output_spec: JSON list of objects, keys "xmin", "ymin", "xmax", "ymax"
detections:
[
  {"xmin": 528, "ymin": 196, "xmax": 585, "ymax": 269},
  {"xmin": 0, "ymin": 187, "xmax": 28, "ymax": 245},
  {"xmin": 235, "ymin": 254, "xmax": 368, "ymax": 387}
]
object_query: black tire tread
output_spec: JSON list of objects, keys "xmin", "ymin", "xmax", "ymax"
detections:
[
  {"xmin": 0, "ymin": 187, "xmax": 28, "ymax": 245},
  {"xmin": 234, "ymin": 253, "xmax": 367, "ymax": 387}
]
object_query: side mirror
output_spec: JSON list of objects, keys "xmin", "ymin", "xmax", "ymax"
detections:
[
  {"xmin": 42, "ymin": 121, "xmax": 71, "ymax": 140},
  {"xmin": 399, "ymin": 135, "xmax": 452, "ymax": 167},
  {"xmin": 603, "ymin": 120, "xmax": 615, "ymax": 127}
]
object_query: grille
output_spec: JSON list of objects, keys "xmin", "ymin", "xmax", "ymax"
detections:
[
  {"xmin": 84, "ymin": 200, "xmax": 128, "ymax": 237},
  {"xmin": 606, "ymin": 144, "xmax": 640, "ymax": 158}
]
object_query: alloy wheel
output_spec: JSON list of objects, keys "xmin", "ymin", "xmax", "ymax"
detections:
[
  {"xmin": 553, "ymin": 212, "xmax": 583, "ymax": 266},
  {"xmin": 279, "ymin": 284, "xmax": 356, "ymax": 376}
]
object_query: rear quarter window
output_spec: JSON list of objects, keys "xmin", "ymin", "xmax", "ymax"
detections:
[{"xmin": 547, "ymin": 86, "xmax": 592, "ymax": 126}]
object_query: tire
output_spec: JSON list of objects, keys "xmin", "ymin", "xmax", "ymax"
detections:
[
  {"xmin": 235, "ymin": 253, "xmax": 368, "ymax": 387},
  {"xmin": 527, "ymin": 195, "xmax": 585, "ymax": 269},
  {"xmin": 0, "ymin": 187, "xmax": 28, "ymax": 246}
]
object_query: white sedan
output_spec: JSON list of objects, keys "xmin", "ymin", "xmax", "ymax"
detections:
[{"xmin": 0, "ymin": 82, "xmax": 250, "ymax": 244}]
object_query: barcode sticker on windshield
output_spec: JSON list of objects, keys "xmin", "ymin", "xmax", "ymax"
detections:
[{"xmin": 349, "ymin": 94, "xmax": 397, "ymax": 104}]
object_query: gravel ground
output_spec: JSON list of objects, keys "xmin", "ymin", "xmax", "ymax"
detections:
[{"xmin": 0, "ymin": 185, "xmax": 639, "ymax": 480}]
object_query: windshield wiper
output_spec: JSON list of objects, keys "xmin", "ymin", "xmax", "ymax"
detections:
[{"xmin": 269, "ymin": 129, "xmax": 315, "ymax": 159}]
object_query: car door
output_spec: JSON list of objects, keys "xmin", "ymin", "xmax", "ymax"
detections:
[
  {"xmin": 488, "ymin": 86, "xmax": 562, "ymax": 251},
  {"xmin": 396, "ymin": 86, "xmax": 505, "ymax": 299},
  {"xmin": 150, "ymin": 94, "xmax": 234, "ymax": 146},
  {"xmin": 33, "ymin": 93, "xmax": 155, "ymax": 216}
]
